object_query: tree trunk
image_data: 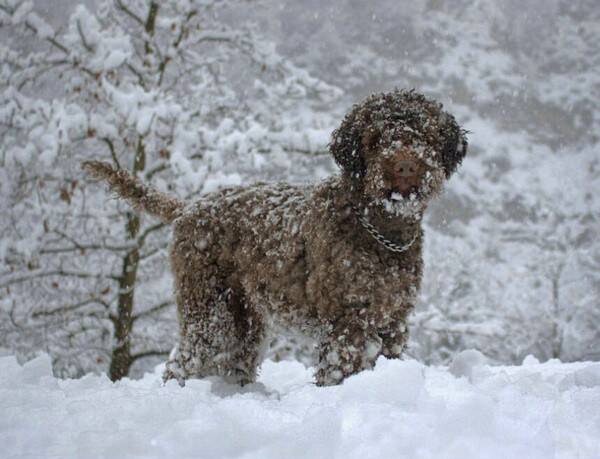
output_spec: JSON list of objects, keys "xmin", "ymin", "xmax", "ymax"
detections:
[
  {"xmin": 108, "ymin": 137, "xmax": 146, "ymax": 381},
  {"xmin": 108, "ymin": 2, "xmax": 157, "ymax": 380},
  {"xmin": 109, "ymin": 213, "xmax": 140, "ymax": 381}
]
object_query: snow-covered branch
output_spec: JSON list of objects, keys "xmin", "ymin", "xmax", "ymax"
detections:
[{"xmin": 0, "ymin": 0, "xmax": 339, "ymax": 379}]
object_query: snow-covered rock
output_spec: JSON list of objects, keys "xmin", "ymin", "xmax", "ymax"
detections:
[{"xmin": 1, "ymin": 353, "xmax": 599, "ymax": 459}]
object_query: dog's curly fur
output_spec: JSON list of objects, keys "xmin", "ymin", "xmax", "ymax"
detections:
[{"xmin": 84, "ymin": 89, "xmax": 467, "ymax": 386}]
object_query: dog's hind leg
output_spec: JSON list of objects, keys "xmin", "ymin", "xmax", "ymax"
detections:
[{"xmin": 163, "ymin": 276, "xmax": 266, "ymax": 386}]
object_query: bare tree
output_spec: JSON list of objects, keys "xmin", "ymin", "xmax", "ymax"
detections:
[{"xmin": 0, "ymin": 0, "xmax": 338, "ymax": 379}]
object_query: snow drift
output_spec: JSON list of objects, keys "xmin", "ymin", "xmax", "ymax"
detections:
[{"xmin": 2, "ymin": 352, "xmax": 600, "ymax": 459}]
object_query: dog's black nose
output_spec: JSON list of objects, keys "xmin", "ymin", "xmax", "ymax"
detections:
[{"xmin": 397, "ymin": 160, "xmax": 419, "ymax": 177}]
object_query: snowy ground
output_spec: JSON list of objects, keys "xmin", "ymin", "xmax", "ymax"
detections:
[{"xmin": 2, "ymin": 352, "xmax": 600, "ymax": 459}]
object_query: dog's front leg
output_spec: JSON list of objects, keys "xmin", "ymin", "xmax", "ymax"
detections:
[{"xmin": 315, "ymin": 311, "xmax": 382, "ymax": 386}]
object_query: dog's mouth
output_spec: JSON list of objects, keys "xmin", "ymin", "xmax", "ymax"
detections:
[
  {"xmin": 384, "ymin": 170, "xmax": 423, "ymax": 200},
  {"xmin": 387, "ymin": 187, "xmax": 419, "ymax": 201},
  {"xmin": 373, "ymin": 167, "xmax": 443, "ymax": 218}
]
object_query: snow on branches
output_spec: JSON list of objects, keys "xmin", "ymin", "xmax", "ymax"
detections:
[{"xmin": 0, "ymin": 0, "xmax": 340, "ymax": 378}]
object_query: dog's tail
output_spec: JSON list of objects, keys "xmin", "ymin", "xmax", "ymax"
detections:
[{"xmin": 83, "ymin": 160, "xmax": 184, "ymax": 224}]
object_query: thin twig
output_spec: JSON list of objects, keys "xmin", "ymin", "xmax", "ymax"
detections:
[
  {"xmin": 32, "ymin": 297, "xmax": 111, "ymax": 318},
  {"xmin": 113, "ymin": 0, "xmax": 145, "ymax": 27},
  {"xmin": 132, "ymin": 300, "xmax": 173, "ymax": 322},
  {"xmin": 131, "ymin": 350, "xmax": 169, "ymax": 362},
  {"xmin": 76, "ymin": 19, "xmax": 94, "ymax": 52},
  {"xmin": 101, "ymin": 137, "xmax": 121, "ymax": 169},
  {"xmin": 40, "ymin": 242, "xmax": 133, "ymax": 254},
  {"xmin": 0, "ymin": 269, "xmax": 119, "ymax": 289}
]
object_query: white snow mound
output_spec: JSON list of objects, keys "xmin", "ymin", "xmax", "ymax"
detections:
[{"xmin": 2, "ymin": 353, "xmax": 600, "ymax": 459}]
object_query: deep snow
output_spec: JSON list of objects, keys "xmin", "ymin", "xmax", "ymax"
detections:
[{"xmin": 2, "ymin": 352, "xmax": 600, "ymax": 459}]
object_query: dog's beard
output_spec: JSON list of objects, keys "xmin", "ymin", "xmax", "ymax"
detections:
[
  {"xmin": 375, "ymin": 192, "xmax": 427, "ymax": 218},
  {"xmin": 374, "ymin": 169, "xmax": 443, "ymax": 219}
]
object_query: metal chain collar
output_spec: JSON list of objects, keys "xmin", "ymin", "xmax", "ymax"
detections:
[{"xmin": 351, "ymin": 205, "xmax": 418, "ymax": 253}]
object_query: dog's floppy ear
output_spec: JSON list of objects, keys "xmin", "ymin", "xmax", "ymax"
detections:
[
  {"xmin": 439, "ymin": 114, "xmax": 468, "ymax": 178},
  {"xmin": 361, "ymin": 126, "xmax": 380, "ymax": 152},
  {"xmin": 329, "ymin": 110, "xmax": 367, "ymax": 181},
  {"xmin": 329, "ymin": 105, "xmax": 382, "ymax": 183}
]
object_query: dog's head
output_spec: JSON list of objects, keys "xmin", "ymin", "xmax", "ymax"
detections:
[{"xmin": 330, "ymin": 89, "xmax": 467, "ymax": 218}]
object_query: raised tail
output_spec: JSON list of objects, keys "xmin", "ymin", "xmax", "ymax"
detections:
[{"xmin": 83, "ymin": 160, "xmax": 184, "ymax": 224}]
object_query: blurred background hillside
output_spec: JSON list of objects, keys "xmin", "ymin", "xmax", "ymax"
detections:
[{"xmin": 1, "ymin": 0, "xmax": 598, "ymax": 378}]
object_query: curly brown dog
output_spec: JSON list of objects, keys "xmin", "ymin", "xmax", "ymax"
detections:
[{"xmin": 84, "ymin": 90, "xmax": 467, "ymax": 386}]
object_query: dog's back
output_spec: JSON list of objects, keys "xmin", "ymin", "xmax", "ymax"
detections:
[{"xmin": 171, "ymin": 180, "xmax": 319, "ymax": 330}]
